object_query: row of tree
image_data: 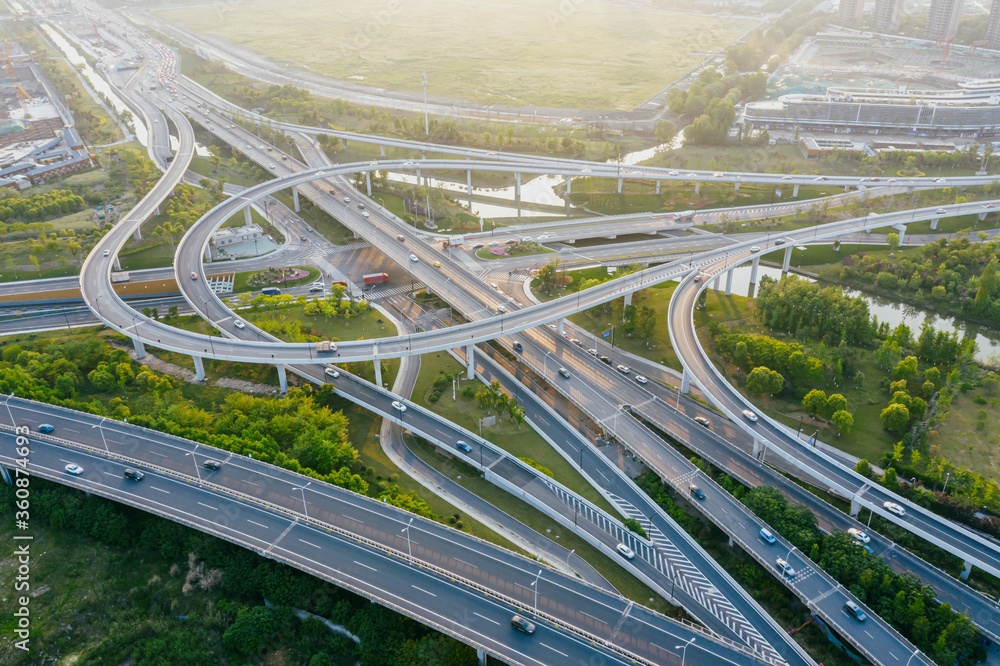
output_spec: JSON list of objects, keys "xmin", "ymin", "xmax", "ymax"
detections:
[{"xmin": 0, "ymin": 189, "xmax": 86, "ymax": 223}]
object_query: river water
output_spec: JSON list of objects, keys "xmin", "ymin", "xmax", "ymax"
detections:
[
  {"xmin": 40, "ymin": 24, "xmax": 148, "ymax": 147},
  {"xmin": 711, "ymin": 263, "xmax": 1000, "ymax": 366}
]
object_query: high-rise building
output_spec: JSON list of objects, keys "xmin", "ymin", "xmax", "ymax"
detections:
[
  {"xmin": 838, "ymin": 0, "xmax": 865, "ymax": 25},
  {"xmin": 926, "ymin": 0, "xmax": 965, "ymax": 40},
  {"xmin": 872, "ymin": 0, "xmax": 902, "ymax": 33},
  {"xmin": 987, "ymin": 0, "xmax": 1000, "ymax": 49}
]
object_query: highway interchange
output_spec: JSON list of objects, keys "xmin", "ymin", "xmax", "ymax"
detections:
[{"xmin": 7, "ymin": 2, "xmax": 1000, "ymax": 664}]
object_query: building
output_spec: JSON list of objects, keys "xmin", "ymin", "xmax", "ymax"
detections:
[
  {"xmin": 211, "ymin": 223, "xmax": 263, "ymax": 248},
  {"xmin": 872, "ymin": 0, "xmax": 902, "ymax": 33},
  {"xmin": 987, "ymin": 0, "xmax": 1000, "ymax": 49},
  {"xmin": 838, "ymin": 0, "xmax": 865, "ymax": 25},
  {"xmin": 926, "ymin": 0, "xmax": 965, "ymax": 40}
]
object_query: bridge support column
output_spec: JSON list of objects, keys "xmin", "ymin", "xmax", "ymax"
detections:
[
  {"xmin": 113, "ymin": 256, "xmax": 121, "ymax": 271},
  {"xmin": 617, "ymin": 176, "xmax": 623, "ymax": 193},
  {"xmin": 979, "ymin": 212, "xmax": 988, "ymax": 221},
  {"xmin": 782, "ymin": 246, "xmax": 793, "ymax": 273},
  {"xmin": 694, "ymin": 181, "xmax": 700, "ymax": 195},
  {"xmin": 467, "ymin": 344, "xmax": 475, "ymax": 380},
  {"xmin": 960, "ymin": 560, "xmax": 973, "ymax": 580},
  {"xmin": 565, "ymin": 176, "xmax": 571, "ymax": 194},
  {"xmin": 379, "ymin": 144, "xmax": 385, "ymax": 156},
  {"xmin": 558, "ymin": 318, "xmax": 565, "ymax": 335},
  {"xmin": 725, "ymin": 268, "xmax": 734, "ymax": 296},
  {"xmin": 752, "ymin": 438, "xmax": 761, "ymax": 459},
  {"xmin": 373, "ymin": 359, "xmax": 383, "ymax": 388},
  {"xmin": 276, "ymin": 365, "xmax": 287, "ymax": 393},
  {"xmin": 131, "ymin": 336, "xmax": 147, "ymax": 359},
  {"xmin": 416, "ymin": 167, "xmax": 421, "ymax": 185},
  {"xmin": 893, "ymin": 224, "xmax": 906, "ymax": 246},
  {"xmin": 292, "ymin": 185, "xmax": 300, "ymax": 212},
  {"xmin": 0, "ymin": 465, "xmax": 10, "ymax": 486},
  {"xmin": 792, "ymin": 183, "xmax": 799, "ymax": 197},
  {"xmin": 515, "ymin": 172, "xmax": 522, "ymax": 217},
  {"xmin": 713, "ymin": 274, "xmax": 720, "ymax": 290},
  {"xmin": 680, "ymin": 367, "xmax": 691, "ymax": 394},
  {"xmin": 624, "ymin": 292, "xmax": 632, "ymax": 307},
  {"xmin": 192, "ymin": 356, "xmax": 206, "ymax": 382},
  {"xmin": 749, "ymin": 256, "xmax": 760, "ymax": 284},
  {"xmin": 365, "ymin": 171, "xmax": 372, "ymax": 197},
  {"xmin": 244, "ymin": 207, "xmax": 252, "ymax": 226},
  {"xmin": 849, "ymin": 494, "xmax": 862, "ymax": 518},
  {"xmin": 930, "ymin": 218, "xmax": 939, "ymax": 231},
  {"xmin": 477, "ymin": 647, "xmax": 486, "ymax": 665},
  {"xmin": 734, "ymin": 181, "xmax": 740, "ymax": 194},
  {"xmin": 467, "ymin": 168, "xmax": 472, "ymax": 197},
  {"xmin": 204, "ymin": 244, "xmax": 212, "ymax": 262},
  {"xmin": 132, "ymin": 227, "xmax": 142, "ymax": 241},
  {"xmin": 656, "ymin": 179, "xmax": 661, "ymax": 195}
]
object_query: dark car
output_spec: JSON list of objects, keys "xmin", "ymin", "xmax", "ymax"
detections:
[
  {"xmin": 599, "ymin": 355, "xmax": 612, "ymax": 365},
  {"xmin": 694, "ymin": 416, "xmax": 711, "ymax": 428},
  {"xmin": 844, "ymin": 601, "xmax": 867, "ymax": 622},
  {"xmin": 558, "ymin": 367, "xmax": 571, "ymax": 379},
  {"xmin": 203, "ymin": 460, "xmax": 222, "ymax": 471},
  {"xmin": 512, "ymin": 341, "xmax": 523, "ymax": 352},
  {"xmin": 689, "ymin": 484, "xmax": 705, "ymax": 500},
  {"xmin": 510, "ymin": 615, "xmax": 536, "ymax": 634},
  {"xmin": 124, "ymin": 468, "xmax": 144, "ymax": 481}
]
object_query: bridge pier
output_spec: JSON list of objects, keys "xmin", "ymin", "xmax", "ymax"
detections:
[
  {"xmin": 725, "ymin": 268, "xmax": 734, "ymax": 296},
  {"xmin": 558, "ymin": 318, "xmax": 565, "ymax": 335},
  {"xmin": 849, "ymin": 493, "xmax": 862, "ymax": 518},
  {"xmin": 132, "ymin": 227, "xmax": 142, "ymax": 241},
  {"xmin": 893, "ymin": 223, "xmax": 906, "ymax": 246},
  {"xmin": 276, "ymin": 365, "xmax": 287, "ymax": 393},
  {"xmin": 131, "ymin": 336, "xmax": 147, "ymax": 359},
  {"xmin": 467, "ymin": 168, "xmax": 472, "ymax": 197},
  {"xmin": 656, "ymin": 179, "xmax": 661, "ymax": 195},
  {"xmin": 782, "ymin": 246, "xmax": 793, "ymax": 274},
  {"xmin": 113, "ymin": 256, "xmax": 121, "ymax": 271},
  {"xmin": 416, "ymin": 166, "xmax": 421, "ymax": 184},
  {"xmin": 930, "ymin": 218, "xmax": 939, "ymax": 231},
  {"xmin": 467, "ymin": 344, "xmax": 475, "ymax": 380},
  {"xmin": 192, "ymin": 356, "xmax": 206, "ymax": 382},
  {"xmin": 379, "ymin": 144, "xmax": 385, "ymax": 157},
  {"xmin": 792, "ymin": 183, "xmax": 799, "ymax": 197},
  {"xmin": 0, "ymin": 464, "xmax": 10, "ymax": 486},
  {"xmin": 734, "ymin": 181, "xmax": 740, "ymax": 194},
  {"xmin": 565, "ymin": 176, "xmax": 571, "ymax": 195},
  {"xmin": 515, "ymin": 172, "xmax": 522, "ymax": 217},
  {"xmin": 713, "ymin": 274, "xmax": 720, "ymax": 290},
  {"xmin": 694, "ymin": 181, "xmax": 700, "ymax": 195},
  {"xmin": 680, "ymin": 367, "xmax": 691, "ymax": 394},
  {"xmin": 961, "ymin": 560, "xmax": 973, "ymax": 580},
  {"xmin": 749, "ymin": 256, "xmax": 760, "ymax": 284},
  {"xmin": 373, "ymin": 359, "xmax": 383, "ymax": 387},
  {"xmin": 979, "ymin": 212, "xmax": 988, "ymax": 221},
  {"xmin": 624, "ymin": 292, "xmax": 632, "ymax": 307},
  {"xmin": 752, "ymin": 438, "xmax": 761, "ymax": 459},
  {"xmin": 204, "ymin": 244, "xmax": 212, "ymax": 262},
  {"xmin": 617, "ymin": 176, "xmax": 623, "ymax": 194},
  {"xmin": 477, "ymin": 647, "xmax": 486, "ymax": 665},
  {"xmin": 365, "ymin": 171, "xmax": 372, "ymax": 197},
  {"xmin": 292, "ymin": 185, "xmax": 300, "ymax": 212}
]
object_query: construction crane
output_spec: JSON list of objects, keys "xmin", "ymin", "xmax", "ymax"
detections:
[{"xmin": 2, "ymin": 39, "xmax": 34, "ymax": 118}]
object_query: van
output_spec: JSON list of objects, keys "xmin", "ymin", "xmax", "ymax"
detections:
[{"xmin": 759, "ymin": 528, "xmax": 776, "ymax": 544}]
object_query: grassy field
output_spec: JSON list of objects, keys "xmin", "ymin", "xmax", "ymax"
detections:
[{"xmin": 157, "ymin": 0, "xmax": 755, "ymax": 109}]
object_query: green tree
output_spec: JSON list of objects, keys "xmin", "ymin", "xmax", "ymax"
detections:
[
  {"xmin": 831, "ymin": 410, "xmax": 854, "ymax": 435},
  {"xmin": 801, "ymin": 389, "xmax": 827, "ymax": 417},
  {"xmin": 855, "ymin": 458, "xmax": 872, "ymax": 477},
  {"xmin": 746, "ymin": 366, "xmax": 781, "ymax": 396},
  {"xmin": 880, "ymin": 403, "xmax": 910, "ymax": 431},
  {"xmin": 825, "ymin": 393, "xmax": 847, "ymax": 417},
  {"xmin": 623, "ymin": 517, "xmax": 648, "ymax": 539},
  {"xmin": 887, "ymin": 232, "xmax": 900, "ymax": 255},
  {"xmin": 655, "ymin": 120, "xmax": 676, "ymax": 143}
]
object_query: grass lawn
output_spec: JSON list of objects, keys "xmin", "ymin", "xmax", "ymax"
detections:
[
  {"xmin": 476, "ymin": 242, "xmax": 555, "ymax": 262},
  {"xmin": 231, "ymin": 266, "xmax": 321, "ymax": 293},
  {"xmin": 928, "ymin": 389, "xmax": 1000, "ymax": 483},
  {"xmin": 271, "ymin": 191, "xmax": 358, "ymax": 245},
  {"xmin": 157, "ymin": 0, "xmax": 755, "ymax": 110},
  {"xmin": 118, "ymin": 242, "xmax": 175, "ymax": 271},
  {"xmin": 412, "ymin": 350, "xmax": 617, "ymax": 516}
]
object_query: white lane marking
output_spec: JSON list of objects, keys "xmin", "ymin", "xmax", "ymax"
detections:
[
  {"xmin": 103, "ymin": 472, "xmax": 117, "ymax": 477},
  {"xmin": 197, "ymin": 501, "xmax": 217, "ymax": 510},
  {"xmin": 354, "ymin": 560, "xmax": 377, "ymax": 572},
  {"xmin": 411, "ymin": 585, "xmax": 437, "ymax": 598},
  {"xmin": 540, "ymin": 642, "xmax": 569, "ymax": 658},
  {"xmin": 474, "ymin": 612, "xmax": 500, "ymax": 626},
  {"xmin": 865, "ymin": 630, "xmax": 874, "ymax": 639},
  {"xmin": 151, "ymin": 487, "xmax": 170, "ymax": 494},
  {"xmin": 342, "ymin": 515, "xmax": 363, "ymax": 524},
  {"xmin": 579, "ymin": 610, "xmax": 604, "ymax": 624},
  {"xmin": 298, "ymin": 539, "xmax": 321, "ymax": 549},
  {"xmin": 247, "ymin": 520, "xmax": 268, "ymax": 529},
  {"xmin": 453, "ymin": 557, "xmax": 476, "ymax": 569}
]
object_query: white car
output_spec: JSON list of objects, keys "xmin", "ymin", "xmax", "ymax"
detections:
[
  {"xmin": 935, "ymin": 208, "xmax": 947, "ymax": 214},
  {"xmin": 325, "ymin": 367, "xmax": 340, "ymax": 378},
  {"xmin": 268, "ymin": 164, "xmax": 276, "ymax": 169},
  {"xmin": 521, "ymin": 236, "xmax": 532, "ymax": 242},
  {"xmin": 776, "ymin": 559, "xmax": 796, "ymax": 578},
  {"xmin": 742, "ymin": 409, "xmax": 758, "ymax": 422},
  {"xmin": 883, "ymin": 501, "xmax": 906, "ymax": 517},
  {"xmin": 409, "ymin": 254, "xmax": 419, "ymax": 262},
  {"xmin": 848, "ymin": 528, "xmax": 871, "ymax": 544},
  {"xmin": 635, "ymin": 375, "xmax": 648, "ymax": 385},
  {"xmin": 488, "ymin": 241, "xmax": 499, "ymax": 247},
  {"xmin": 750, "ymin": 246, "xmax": 761, "ymax": 253},
  {"xmin": 668, "ymin": 171, "xmax": 679, "ymax": 176},
  {"xmin": 616, "ymin": 543, "xmax": 635, "ymax": 560},
  {"xmin": 547, "ymin": 324, "xmax": 557, "ymax": 332},
  {"xmin": 392, "ymin": 400, "xmax": 407, "ymax": 412},
  {"xmin": 65, "ymin": 463, "xmax": 84, "ymax": 475},
  {"xmin": 616, "ymin": 364, "xmax": 630, "ymax": 375},
  {"xmin": 361, "ymin": 211, "xmax": 370, "ymax": 218},
  {"xmin": 234, "ymin": 320, "xmax": 245, "ymax": 330},
  {"xmin": 103, "ymin": 249, "xmax": 109, "ymax": 256}
]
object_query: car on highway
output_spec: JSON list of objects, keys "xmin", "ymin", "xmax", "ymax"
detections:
[
  {"xmin": 510, "ymin": 615, "xmax": 536, "ymax": 634},
  {"xmin": 357, "ymin": 203, "xmax": 365, "ymax": 209},
  {"xmin": 497, "ymin": 305, "xmax": 507, "ymax": 314},
  {"xmin": 488, "ymin": 241, "xmax": 499, "ymax": 247},
  {"xmin": 282, "ymin": 155, "xmax": 288, "ymax": 161},
  {"xmin": 635, "ymin": 375, "xmax": 648, "ymax": 384},
  {"xmin": 432, "ymin": 261, "xmax": 441, "ymax": 268},
  {"xmin": 587, "ymin": 348, "xmax": 597, "ymax": 357},
  {"xmin": 883, "ymin": 501, "xmax": 906, "ymax": 517},
  {"xmin": 325, "ymin": 367, "xmax": 340, "ymax": 379},
  {"xmin": 776, "ymin": 558, "xmax": 796, "ymax": 578},
  {"xmin": 409, "ymin": 254, "xmax": 419, "ymax": 262},
  {"xmin": 668, "ymin": 171, "xmax": 679, "ymax": 176},
  {"xmin": 546, "ymin": 324, "xmax": 557, "ymax": 332},
  {"xmin": 774, "ymin": 239, "xmax": 785, "ymax": 245},
  {"xmin": 689, "ymin": 484, "xmax": 705, "ymax": 500},
  {"xmin": 521, "ymin": 236, "xmax": 532, "ymax": 243},
  {"xmin": 344, "ymin": 197, "xmax": 351, "ymax": 203},
  {"xmin": 694, "ymin": 416, "xmax": 711, "ymax": 428},
  {"xmin": 391, "ymin": 400, "xmax": 406, "ymax": 412},
  {"xmin": 512, "ymin": 341, "xmax": 523, "ymax": 352},
  {"xmin": 203, "ymin": 460, "xmax": 222, "ymax": 471},
  {"xmin": 65, "ymin": 463, "xmax": 84, "ymax": 475},
  {"xmin": 246, "ymin": 144, "xmax": 252, "ymax": 149},
  {"xmin": 234, "ymin": 320, "xmax": 245, "ymax": 329},
  {"xmin": 456, "ymin": 440, "xmax": 472, "ymax": 453},
  {"xmin": 309, "ymin": 286, "xmax": 324, "ymax": 293},
  {"xmin": 742, "ymin": 409, "xmax": 758, "ymax": 422},
  {"xmin": 750, "ymin": 246, "xmax": 761, "ymax": 253},
  {"xmin": 473, "ymin": 243, "xmax": 484, "ymax": 249},
  {"xmin": 37, "ymin": 424, "xmax": 54, "ymax": 433},
  {"xmin": 569, "ymin": 338, "xmax": 582, "ymax": 347},
  {"xmin": 558, "ymin": 367, "xmax": 571, "ymax": 379},
  {"xmin": 268, "ymin": 164, "xmax": 275, "ymax": 169},
  {"xmin": 985, "ymin": 204, "xmax": 996, "ymax": 209},
  {"xmin": 844, "ymin": 601, "xmax": 867, "ymax": 622},
  {"xmin": 616, "ymin": 543, "xmax": 636, "ymax": 559},
  {"xmin": 361, "ymin": 211, "xmax": 370, "ymax": 218},
  {"xmin": 713, "ymin": 172, "xmax": 723, "ymax": 178},
  {"xmin": 190, "ymin": 272, "xmax": 198, "ymax": 280},
  {"xmin": 560, "ymin": 330, "xmax": 569, "ymax": 339},
  {"xmin": 848, "ymin": 528, "xmax": 871, "ymax": 544},
  {"xmin": 616, "ymin": 364, "xmax": 630, "ymax": 375},
  {"xmin": 936, "ymin": 208, "xmax": 947, "ymax": 214},
  {"xmin": 103, "ymin": 249, "xmax": 109, "ymax": 256},
  {"xmin": 781, "ymin": 175, "xmax": 793, "ymax": 180},
  {"xmin": 599, "ymin": 355, "xmax": 612, "ymax": 365},
  {"xmin": 124, "ymin": 468, "xmax": 144, "ymax": 481},
  {"xmin": 759, "ymin": 528, "xmax": 776, "ymax": 544}
]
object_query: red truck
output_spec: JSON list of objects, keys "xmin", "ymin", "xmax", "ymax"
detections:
[{"xmin": 363, "ymin": 272, "xmax": 389, "ymax": 286}]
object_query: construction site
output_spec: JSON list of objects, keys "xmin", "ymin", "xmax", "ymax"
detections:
[{"xmin": 0, "ymin": 37, "xmax": 71, "ymax": 158}]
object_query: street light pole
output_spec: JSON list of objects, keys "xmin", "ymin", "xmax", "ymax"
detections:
[
  {"xmin": 531, "ymin": 569, "xmax": 542, "ymax": 613},
  {"xmin": 402, "ymin": 517, "xmax": 414, "ymax": 560},
  {"xmin": 676, "ymin": 637, "xmax": 696, "ymax": 666}
]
